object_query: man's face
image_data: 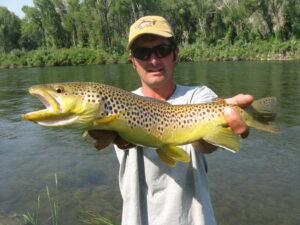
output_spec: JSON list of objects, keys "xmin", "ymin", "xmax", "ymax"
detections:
[{"xmin": 130, "ymin": 36, "xmax": 178, "ymax": 89}]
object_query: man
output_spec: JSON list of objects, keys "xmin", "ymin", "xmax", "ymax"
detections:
[{"xmin": 90, "ymin": 16, "xmax": 252, "ymax": 225}]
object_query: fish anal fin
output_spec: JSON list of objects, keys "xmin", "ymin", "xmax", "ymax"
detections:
[
  {"xmin": 156, "ymin": 148, "xmax": 177, "ymax": 167},
  {"xmin": 156, "ymin": 145, "xmax": 190, "ymax": 167},
  {"xmin": 156, "ymin": 145, "xmax": 191, "ymax": 167},
  {"xmin": 203, "ymin": 126, "xmax": 241, "ymax": 152},
  {"xmin": 163, "ymin": 145, "xmax": 190, "ymax": 163}
]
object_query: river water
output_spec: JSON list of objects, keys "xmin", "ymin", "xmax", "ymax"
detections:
[{"xmin": 0, "ymin": 61, "xmax": 299, "ymax": 225}]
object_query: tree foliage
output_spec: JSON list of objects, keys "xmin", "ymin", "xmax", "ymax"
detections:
[
  {"xmin": 0, "ymin": 7, "xmax": 21, "ymax": 53},
  {"xmin": 0, "ymin": 0, "xmax": 299, "ymax": 54}
]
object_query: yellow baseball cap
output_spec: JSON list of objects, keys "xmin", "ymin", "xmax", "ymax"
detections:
[{"xmin": 128, "ymin": 15, "xmax": 174, "ymax": 49}]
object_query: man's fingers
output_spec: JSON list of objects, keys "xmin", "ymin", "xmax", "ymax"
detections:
[
  {"xmin": 94, "ymin": 139, "xmax": 112, "ymax": 150},
  {"xmin": 240, "ymin": 130, "xmax": 249, "ymax": 139},
  {"xmin": 88, "ymin": 130, "xmax": 136, "ymax": 150},
  {"xmin": 226, "ymin": 94, "xmax": 254, "ymax": 108},
  {"xmin": 224, "ymin": 107, "xmax": 249, "ymax": 138},
  {"xmin": 114, "ymin": 135, "xmax": 137, "ymax": 149},
  {"xmin": 88, "ymin": 130, "xmax": 117, "ymax": 150},
  {"xmin": 88, "ymin": 130, "xmax": 117, "ymax": 140}
]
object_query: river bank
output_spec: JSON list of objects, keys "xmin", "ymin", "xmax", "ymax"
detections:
[{"xmin": 0, "ymin": 40, "xmax": 299, "ymax": 69}]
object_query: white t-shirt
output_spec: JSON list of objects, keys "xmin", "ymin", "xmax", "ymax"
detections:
[{"xmin": 115, "ymin": 84, "xmax": 218, "ymax": 225}]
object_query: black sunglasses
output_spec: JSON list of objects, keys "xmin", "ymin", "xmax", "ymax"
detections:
[{"xmin": 132, "ymin": 44, "xmax": 175, "ymax": 61}]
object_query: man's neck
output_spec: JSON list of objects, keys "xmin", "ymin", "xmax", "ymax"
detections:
[{"xmin": 141, "ymin": 83, "xmax": 176, "ymax": 101}]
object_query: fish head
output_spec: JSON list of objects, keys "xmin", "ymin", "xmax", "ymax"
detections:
[{"xmin": 22, "ymin": 83, "xmax": 101, "ymax": 127}]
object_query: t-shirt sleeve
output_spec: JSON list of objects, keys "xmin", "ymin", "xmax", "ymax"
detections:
[{"xmin": 188, "ymin": 86, "xmax": 218, "ymax": 104}]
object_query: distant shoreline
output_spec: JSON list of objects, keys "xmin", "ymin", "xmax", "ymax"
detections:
[{"xmin": 1, "ymin": 40, "xmax": 299, "ymax": 69}]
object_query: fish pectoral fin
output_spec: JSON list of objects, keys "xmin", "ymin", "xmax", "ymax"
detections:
[
  {"xmin": 156, "ymin": 149, "xmax": 177, "ymax": 167},
  {"xmin": 156, "ymin": 145, "xmax": 190, "ymax": 166},
  {"xmin": 95, "ymin": 110, "xmax": 129, "ymax": 125},
  {"xmin": 95, "ymin": 114, "xmax": 118, "ymax": 125},
  {"xmin": 95, "ymin": 115, "xmax": 118, "ymax": 125},
  {"xmin": 203, "ymin": 126, "xmax": 241, "ymax": 152}
]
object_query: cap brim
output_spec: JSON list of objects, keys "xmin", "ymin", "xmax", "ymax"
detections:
[{"xmin": 127, "ymin": 31, "xmax": 173, "ymax": 49}]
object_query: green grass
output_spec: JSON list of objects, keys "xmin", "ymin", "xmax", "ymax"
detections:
[
  {"xmin": 22, "ymin": 195, "xmax": 40, "ymax": 225},
  {"xmin": 78, "ymin": 211, "xmax": 114, "ymax": 225},
  {"xmin": 45, "ymin": 173, "xmax": 60, "ymax": 225},
  {"xmin": 22, "ymin": 173, "xmax": 60, "ymax": 225},
  {"xmin": 22, "ymin": 173, "xmax": 115, "ymax": 225}
]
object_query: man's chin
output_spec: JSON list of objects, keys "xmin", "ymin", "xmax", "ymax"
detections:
[{"xmin": 147, "ymin": 78, "xmax": 168, "ymax": 88}]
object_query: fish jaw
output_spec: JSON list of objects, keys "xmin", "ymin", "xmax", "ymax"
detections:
[{"xmin": 22, "ymin": 85, "xmax": 79, "ymax": 127}]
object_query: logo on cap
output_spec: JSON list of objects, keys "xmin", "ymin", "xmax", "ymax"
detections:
[{"xmin": 137, "ymin": 20, "xmax": 156, "ymax": 30}]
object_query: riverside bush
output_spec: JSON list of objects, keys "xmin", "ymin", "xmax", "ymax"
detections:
[
  {"xmin": 179, "ymin": 39, "xmax": 300, "ymax": 62},
  {"xmin": 0, "ymin": 48, "xmax": 119, "ymax": 68},
  {"xmin": 0, "ymin": 40, "xmax": 299, "ymax": 69}
]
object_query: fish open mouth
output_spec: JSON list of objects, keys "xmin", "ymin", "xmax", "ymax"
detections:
[
  {"xmin": 34, "ymin": 93, "xmax": 54, "ymax": 110},
  {"xmin": 22, "ymin": 86, "xmax": 78, "ymax": 127}
]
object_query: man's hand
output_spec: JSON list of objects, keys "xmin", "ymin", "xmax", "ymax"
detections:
[
  {"xmin": 88, "ymin": 130, "xmax": 137, "ymax": 150},
  {"xmin": 225, "ymin": 94, "xmax": 254, "ymax": 138},
  {"xmin": 88, "ymin": 130, "xmax": 117, "ymax": 150},
  {"xmin": 194, "ymin": 94, "xmax": 253, "ymax": 154}
]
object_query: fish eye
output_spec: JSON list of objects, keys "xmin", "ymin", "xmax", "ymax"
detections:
[{"xmin": 55, "ymin": 86, "xmax": 64, "ymax": 94}]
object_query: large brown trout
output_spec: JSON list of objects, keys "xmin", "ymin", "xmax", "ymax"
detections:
[{"xmin": 22, "ymin": 82, "xmax": 277, "ymax": 166}]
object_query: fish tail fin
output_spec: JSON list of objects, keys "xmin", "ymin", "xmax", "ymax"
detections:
[
  {"xmin": 247, "ymin": 97, "xmax": 277, "ymax": 121},
  {"xmin": 247, "ymin": 119, "xmax": 279, "ymax": 133},
  {"xmin": 156, "ymin": 145, "xmax": 190, "ymax": 167},
  {"xmin": 246, "ymin": 97, "xmax": 279, "ymax": 133},
  {"xmin": 203, "ymin": 126, "xmax": 241, "ymax": 152}
]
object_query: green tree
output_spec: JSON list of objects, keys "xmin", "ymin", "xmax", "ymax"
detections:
[
  {"xmin": 80, "ymin": 0, "xmax": 104, "ymax": 49},
  {"xmin": 0, "ymin": 7, "xmax": 21, "ymax": 53},
  {"xmin": 217, "ymin": 0, "xmax": 257, "ymax": 44},
  {"xmin": 20, "ymin": 6, "xmax": 44, "ymax": 50},
  {"xmin": 278, "ymin": 0, "xmax": 300, "ymax": 40},
  {"xmin": 65, "ymin": 0, "xmax": 88, "ymax": 47},
  {"xmin": 158, "ymin": 0, "xmax": 199, "ymax": 45},
  {"xmin": 33, "ymin": 0, "xmax": 67, "ymax": 48}
]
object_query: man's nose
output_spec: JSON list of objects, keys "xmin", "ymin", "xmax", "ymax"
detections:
[{"xmin": 149, "ymin": 52, "xmax": 161, "ymax": 65}]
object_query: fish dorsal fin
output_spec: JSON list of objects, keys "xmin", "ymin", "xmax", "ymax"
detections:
[
  {"xmin": 140, "ymin": 96, "xmax": 171, "ymax": 105},
  {"xmin": 212, "ymin": 98, "xmax": 227, "ymax": 104}
]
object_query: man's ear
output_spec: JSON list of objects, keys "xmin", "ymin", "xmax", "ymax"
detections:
[
  {"xmin": 174, "ymin": 47, "xmax": 179, "ymax": 63},
  {"xmin": 129, "ymin": 55, "xmax": 136, "ymax": 69}
]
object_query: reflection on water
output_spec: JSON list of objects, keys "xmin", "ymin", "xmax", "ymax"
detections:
[{"xmin": 0, "ymin": 62, "xmax": 299, "ymax": 225}]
